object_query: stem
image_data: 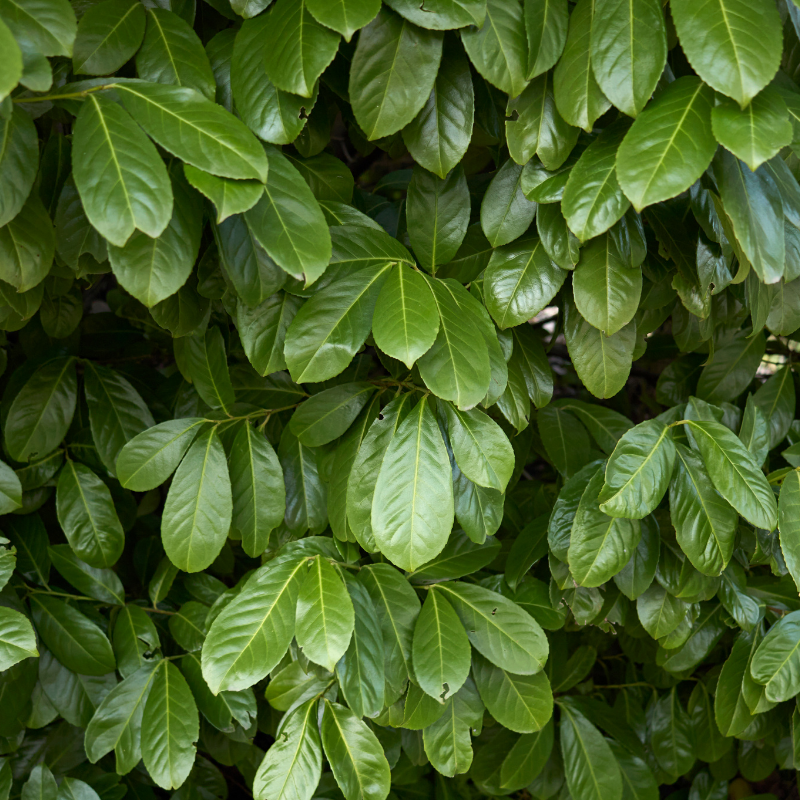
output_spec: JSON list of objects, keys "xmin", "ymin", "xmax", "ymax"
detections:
[{"xmin": 14, "ymin": 84, "xmax": 115, "ymax": 104}]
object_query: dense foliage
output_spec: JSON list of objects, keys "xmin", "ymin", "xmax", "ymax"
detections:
[{"xmin": 2, "ymin": 0, "xmax": 800, "ymax": 798}]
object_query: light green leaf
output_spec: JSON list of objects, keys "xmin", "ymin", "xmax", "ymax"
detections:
[
  {"xmin": 137, "ymin": 8, "xmax": 215, "ymax": 99},
  {"xmin": 349, "ymin": 8, "xmax": 443, "ymax": 140},
  {"xmin": 598, "ymin": 418, "xmax": 676, "ymax": 519},
  {"xmin": 616, "ymin": 76, "xmax": 716, "ymax": 212},
  {"xmin": 524, "ymin": 0, "xmax": 568, "ymax": 79},
  {"xmin": 115, "ymin": 81, "xmax": 269, "ymax": 181},
  {"xmin": 141, "ymin": 661, "xmax": 199, "ymax": 789},
  {"xmin": 253, "ymin": 698, "xmax": 322, "ymax": 800},
  {"xmin": 263, "ymin": 0, "xmax": 340, "ymax": 98},
  {"xmin": 184, "ymin": 165, "xmax": 262, "ymax": 223},
  {"xmin": 552, "ymin": 0, "xmax": 611, "ymax": 132},
  {"xmin": 0, "ymin": 0, "xmax": 76, "ymax": 57},
  {"xmin": 670, "ymin": 0, "xmax": 782, "ymax": 107},
  {"xmin": 0, "ymin": 192, "xmax": 55, "ymax": 291},
  {"xmin": 0, "ymin": 607, "xmax": 37, "ymax": 670},
  {"xmin": 590, "ymin": 0, "xmax": 666, "ymax": 118},
  {"xmin": 72, "ymin": 0, "xmax": 145, "ymax": 75},
  {"xmin": 72, "ymin": 93, "xmax": 172, "ymax": 247},
  {"xmin": 412, "ymin": 588, "xmax": 471, "ymax": 702},
  {"xmin": 670, "ymin": 443, "xmax": 738, "ymax": 577},
  {"xmin": 372, "ymin": 396, "xmax": 454, "ymax": 571},
  {"xmin": 568, "ymin": 468, "xmax": 641, "ymax": 587},
  {"xmin": 320, "ymin": 700, "xmax": 391, "ymax": 800},
  {"xmin": 484, "ymin": 235, "xmax": 567, "ymax": 329},
  {"xmin": 461, "ymin": 0, "xmax": 527, "ymax": 98},
  {"xmin": 161, "ymin": 427, "xmax": 232, "ymax": 573},
  {"xmin": 437, "ymin": 581, "xmax": 548, "ymax": 674},
  {"xmin": 473, "ymin": 651, "xmax": 553, "ymax": 733},
  {"xmin": 202, "ymin": 555, "xmax": 307, "ymax": 693},
  {"xmin": 685, "ymin": 418, "xmax": 777, "ymax": 530},
  {"xmin": 401, "ymin": 36, "xmax": 474, "ymax": 179}
]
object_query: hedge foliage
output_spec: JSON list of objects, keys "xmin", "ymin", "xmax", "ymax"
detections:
[{"xmin": 0, "ymin": 0, "xmax": 800, "ymax": 798}]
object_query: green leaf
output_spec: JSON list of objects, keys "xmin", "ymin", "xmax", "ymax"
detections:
[
  {"xmin": 307, "ymin": 0, "xmax": 379, "ymax": 40},
  {"xmin": 0, "ymin": 18, "xmax": 22, "ymax": 102},
  {"xmin": 201, "ymin": 555, "xmax": 307, "ymax": 693},
  {"xmin": 418, "ymin": 277, "xmax": 492, "ymax": 408},
  {"xmin": 407, "ymin": 165, "xmax": 469, "ymax": 270},
  {"xmin": 548, "ymin": 459, "xmax": 603, "ymax": 560},
  {"xmin": 461, "ymin": 0, "xmax": 527, "ymax": 98},
  {"xmin": 562, "ymin": 121, "xmax": 631, "ymax": 243},
  {"xmin": 384, "ymin": 0, "xmax": 485, "ymax": 29},
  {"xmin": 564, "ymin": 294, "xmax": 636, "ymax": 399},
  {"xmin": 359, "ymin": 562, "xmax": 420, "ymax": 701},
  {"xmin": 84, "ymin": 362, "xmax": 155, "ymax": 476},
  {"xmin": 72, "ymin": 0, "xmax": 145, "ymax": 75},
  {"xmin": 289, "ymin": 382, "xmax": 375, "ymax": 447},
  {"xmin": 401, "ymin": 36, "xmax": 474, "ymax": 180},
  {"xmin": 230, "ymin": 14, "xmax": 315, "ymax": 145},
  {"xmin": 0, "ymin": 192, "xmax": 55, "ymax": 292},
  {"xmin": 598, "ymin": 418, "xmax": 676, "ymax": 519},
  {"xmin": 372, "ymin": 396, "xmax": 454, "ymax": 570},
  {"xmin": 49, "ymin": 544, "xmax": 124, "ymax": 604},
  {"xmin": 243, "ymin": 148, "xmax": 331, "ymax": 285},
  {"xmin": 558, "ymin": 700, "xmax": 623, "ymax": 800},
  {"xmin": 141, "ymin": 661, "xmax": 199, "ymax": 789},
  {"xmin": 437, "ymin": 581, "xmax": 548, "ymax": 674},
  {"xmin": 711, "ymin": 88, "xmax": 792, "ymax": 172},
  {"xmin": 21, "ymin": 766, "xmax": 57, "ymax": 800},
  {"xmin": 137, "ymin": 8, "xmax": 215, "ymax": 99},
  {"xmin": 279, "ymin": 428, "xmax": 328, "ymax": 534},
  {"xmin": 230, "ymin": 423, "xmax": 285, "ymax": 558},
  {"xmin": 750, "ymin": 609, "xmax": 800, "ymax": 702},
  {"xmin": 499, "ymin": 720, "xmax": 554, "ymax": 791},
  {"xmin": 715, "ymin": 629, "xmax": 756, "ymax": 737},
  {"xmin": 572, "ymin": 236, "xmax": 642, "ymax": 336},
  {"xmin": 413, "ymin": 587, "xmax": 471, "ymax": 702},
  {"xmin": 0, "ymin": 459, "xmax": 21, "ymax": 515},
  {"xmin": 481, "ymin": 159, "xmax": 537, "ymax": 248},
  {"xmin": 237, "ymin": 291, "xmax": 302, "ymax": 375},
  {"xmin": 320, "ymin": 700, "xmax": 391, "ymax": 800},
  {"xmin": 0, "ymin": 607, "xmax": 37, "ymax": 670},
  {"xmin": 670, "ymin": 443, "xmax": 738, "ymax": 577},
  {"xmin": 712, "ymin": 148, "xmax": 785, "ymax": 284},
  {"xmin": 473, "ymin": 651, "xmax": 553, "ymax": 733},
  {"xmin": 115, "ymin": 81, "xmax": 269, "ymax": 181},
  {"xmin": 648, "ymin": 688, "xmax": 695, "ymax": 781},
  {"xmin": 161, "ymin": 427, "xmax": 232, "ymax": 573},
  {"xmin": 72, "ymin": 93, "xmax": 172, "ymax": 247},
  {"xmin": 670, "ymin": 0, "xmax": 782, "ymax": 107},
  {"xmin": 685, "ymin": 418, "xmax": 778, "ymax": 530},
  {"xmin": 0, "ymin": 0, "xmax": 76, "ymax": 57},
  {"xmin": 349, "ymin": 8, "xmax": 443, "ymax": 140},
  {"xmin": 287, "ymin": 152, "xmax": 355, "ymax": 204},
  {"xmin": 112, "ymin": 605, "xmax": 159, "ymax": 679},
  {"xmin": 445, "ymin": 404, "xmax": 513, "ymax": 492},
  {"xmin": 336, "ymin": 581, "xmax": 385, "ymax": 718},
  {"xmin": 182, "ymin": 327, "xmax": 236, "ymax": 411},
  {"xmin": 30, "ymin": 595, "xmax": 115, "ymax": 676},
  {"xmin": 284, "ymin": 254, "xmax": 391, "ymax": 383},
  {"xmin": 568, "ymin": 467, "xmax": 641, "ymax": 587},
  {"xmin": 422, "ymin": 679, "xmax": 483, "ymax": 776},
  {"xmin": 485, "ymin": 235, "xmax": 567, "ymax": 329},
  {"xmin": 616, "ymin": 76, "xmax": 716, "ymax": 212},
  {"xmin": 347, "ymin": 395, "xmax": 413, "ymax": 551},
  {"xmin": 116, "ymin": 418, "xmax": 205, "ymax": 492},
  {"xmin": 524, "ymin": 0, "xmax": 568, "ymax": 79},
  {"xmin": 696, "ymin": 329, "xmax": 765, "ymax": 405},
  {"xmin": 590, "ymin": 0, "xmax": 666, "ymax": 118},
  {"xmin": 253, "ymin": 699, "xmax": 322, "ymax": 800},
  {"xmin": 0, "ymin": 107, "xmax": 38, "ymax": 229},
  {"xmin": 780, "ymin": 469, "xmax": 800, "ymax": 593},
  {"xmin": 184, "ymin": 165, "xmax": 262, "ymax": 224},
  {"xmin": 55, "ymin": 461, "xmax": 124, "ymax": 568},
  {"xmin": 410, "ymin": 530, "xmax": 500, "ymax": 583},
  {"xmin": 506, "ymin": 73, "xmax": 578, "ymax": 170},
  {"xmin": 295, "ymin": 555, "xmax": 355, "ymax": 671},
  {"xmin": 537, "ymin": 406, "xmax": 590, "ymax": 480},
  {"xmin": 635, "ymin": 582, "xmax": 684, "ymax": 639},
  {"xmin": 552, "ymin": 0, "xmax": 611, "ymax": 132},
  {"xmin": 372, "ymin": 264, "xmax": 439, "ymax": 368},
  {"xmin": 263, "ymin": 0, "xmax": 340, "ymax": 98},
  {"xmin": 85, "ymin": 661, "xmax": 159, "ymax": 773}
]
